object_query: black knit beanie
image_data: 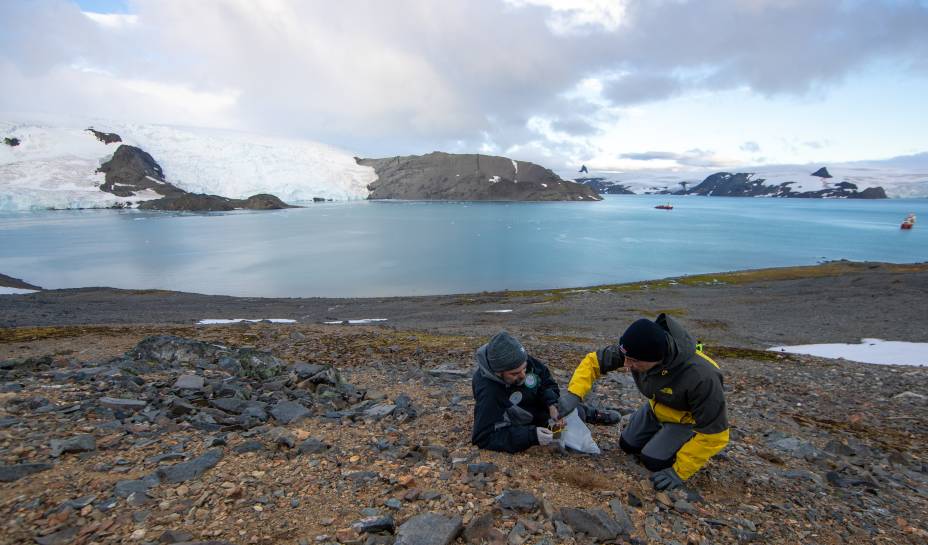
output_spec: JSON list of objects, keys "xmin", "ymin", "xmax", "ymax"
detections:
[
  {"xmin": 486, "ymin": 331, "xmax": 527, "ymax": 372},
  {"xmin": 620, "ymin": 319, "xmax": 667, "ymax": 362}
]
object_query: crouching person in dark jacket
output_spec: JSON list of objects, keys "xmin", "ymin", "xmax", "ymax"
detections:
[
  {"xmin": 471, "ymin": 331, "xmax": 561, "ymax": 453},
  {"xmin": 558, "ymin": 314, "xmax": 729, "ymax": 490}
]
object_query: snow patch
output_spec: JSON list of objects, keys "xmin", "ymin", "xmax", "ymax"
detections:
[
  {"xmin": 323, "ymin": 318, "xmax": 388, "ymax": 324},
  {"xmin": 488, "ymin": 175, "xmax": 500, "ymax": 184},
  {"xmin": 769, "ymin": 338, "xmax": 928, "ymax": 366},
  {"xmin": 484, "ymin": 309, "xmax": 513, "ymax": 313},
  {"xmin": 0, "ymin": 287, "xmax": 38, "ymax": 295},
  {"xmin": 197, "ymin": 318, "xmax": 297, "ymax": 325},
  {"xmin": 511, "ymin": 159, "xmax": 518, "ymax": 174}
]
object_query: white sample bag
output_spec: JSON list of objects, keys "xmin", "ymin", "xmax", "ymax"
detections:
[{"xmin": 558, "ymin": 409, "xmax": 600, "ymax": 454}]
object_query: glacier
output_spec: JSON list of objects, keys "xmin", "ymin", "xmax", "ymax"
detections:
[{"xmin": 0, "ymin": 117, "xmax": 377, "ymax": 211}]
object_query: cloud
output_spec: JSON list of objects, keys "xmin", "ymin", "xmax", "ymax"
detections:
[
  {"xmin": 620, "ymin": 148, "xmax": 735, "ymax": 168},
  {"xmin": 0, "ymin": 0, "xmax": 925, "ymax": 170}
]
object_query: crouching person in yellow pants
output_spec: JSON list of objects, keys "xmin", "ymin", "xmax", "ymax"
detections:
[{"xmin": 558, "ymin": 314, "xmax": 729, "ymax": 490}]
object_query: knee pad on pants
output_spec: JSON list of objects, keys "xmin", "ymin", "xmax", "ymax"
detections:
[
  {"xmin": 619, "ymin": 435, "xmax": 642, "ymax": 455},
  {"xmin": 639, "ymin": 453, "xmax": 675, "ymax": 472}
]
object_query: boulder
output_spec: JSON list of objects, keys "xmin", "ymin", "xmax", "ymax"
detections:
[
  {"xmin": 557, "ymin": 508, "xmax": 626, "ymax": 542},
  {"xmin": 0, "ymin": 463, "xmax": 53, "ymax": 482},
  {"xmin": 394, "ymin": 512, "xmax": 462, "ymax": 545},
  {"xmin": 155, "ymin": 448, "xmax": 223, "ymax": 484}
]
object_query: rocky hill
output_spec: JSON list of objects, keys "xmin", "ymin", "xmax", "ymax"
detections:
[
  {"xmin": 682, "ymin": 172, "xmax": 887, "ymax": 198},
  {"xmin": 359, "ymin": 152, "xmax": 601, "ymax": 201},
  {"xmin": 97, "ymin": 144, "xmax": 295, "ymax": 211},
  {"xmin": 574, "ymin": 177, "xmax": 635, "ymax": 195}
]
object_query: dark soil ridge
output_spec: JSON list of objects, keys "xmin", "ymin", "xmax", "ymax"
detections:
[
  {"xmin": 2, "ymin": 261, "xmax": 927, "ymax": 350},
  {"xmin": 0, "ymin": 273, "xmax": 42, "ymax": 290}
]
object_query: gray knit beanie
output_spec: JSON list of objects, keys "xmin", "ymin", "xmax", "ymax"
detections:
[{"xmin": 486, "ymin": 331, "xmax": 527, "ymax": 372}]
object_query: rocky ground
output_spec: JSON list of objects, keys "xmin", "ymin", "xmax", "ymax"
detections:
[{"xmin": 1, "ymin": 262, "xmax": 927, "ymax": 545}]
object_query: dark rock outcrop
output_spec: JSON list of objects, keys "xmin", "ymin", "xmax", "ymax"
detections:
[
  {"xmin": 359, "ymin": 152, "xmax": 601, "ymax": 201},
  {"xmin": 3, "ymin": 137, "xmax": 20, "ymax": 147},
  {"xmin": 685, "ymin": 171, "xmax": 887, "ymax": 199},
  {"xmin": 575, "ymin": 177, "xmax": 635, "ymax": 194},
  {"xmin": 86, "ymin": 128, "xmax": 122, "ymax": 144},
  {"xmin": 97, "ymin": 145, "xmax": 295, "ymax": 210},
  {"xmin": 811, "ymin": 166, "xmax": 832, "ymax": 179},
  {"xmin": 97, "ymin": 145, "xmax": 182, "ymax": 198},
  {"xmin": 0, "ymin": 273, "xmax": 42, "ymax": 290}
]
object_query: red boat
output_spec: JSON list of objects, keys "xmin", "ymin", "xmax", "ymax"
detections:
[
  {"xmin": 901, "ymin": 213, "xmax": 916, "ymax": 230},
  {"xmin": 655, "ymin": 204, "xmax": 673, "ymax": 210}
]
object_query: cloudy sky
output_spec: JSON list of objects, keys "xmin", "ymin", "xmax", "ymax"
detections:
[{"xmin": 2, "ymin": 0, "xmax": 927, "ymax": 176}]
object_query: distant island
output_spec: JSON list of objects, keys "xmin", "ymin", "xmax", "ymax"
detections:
[
  {"xmin": 577, "ymin": 168, "xmax": 888, "ymax": 199},
  {"xmin": 358, "ymin": 152, "xmax": 601, "ymax": 201}
]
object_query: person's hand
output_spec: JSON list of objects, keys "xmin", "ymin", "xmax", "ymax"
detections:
[
  {"xmin": 650, "ymin": 467, "xmax": 684, "ymax": 490},
  {"xmin": 556, "ymin": 392, "xmax": 582, "ymax": 418},
  {"xmin": 536, "ymin": 427, "xmax": 554, "ymax": 446},
  {"xmin": 548, "ymin": 404, "xmax": 559, "ymax": 421}
]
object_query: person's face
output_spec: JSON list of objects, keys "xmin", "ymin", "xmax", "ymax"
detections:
[
  {"xmin": 621, "ymin": 346, "xmax": 662, "ymax": 373},
  {"xmin": 499, "ymin": 361, "xmax": 528, "ymax": 385}
]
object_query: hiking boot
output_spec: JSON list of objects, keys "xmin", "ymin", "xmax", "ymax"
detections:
[{"xmin": 584, "ymin": 407, "xmax": 621, "ymax": 426}]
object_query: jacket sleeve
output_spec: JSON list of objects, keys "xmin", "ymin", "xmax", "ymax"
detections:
[
  {"xmin": 532, "ymin": 358, "xmax": 560, "ymax": 407},
  {"xmin": 567, "ymin": 346, "xmax": 624, "ymax": 399},
  {"xmin": 672, "ymin": 376, "xmax": 730, "ymax": 480},
  {"xmin": 472, "ymin": 379, "xmax": 539, "ymax": 453}
]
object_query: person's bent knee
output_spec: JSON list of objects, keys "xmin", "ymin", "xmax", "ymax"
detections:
[
  {"xmin": 639, "ymin": 452, "xmax": 675, "ymax": 471},
  {"xmin": 619, "ymin": 435, "xmax": 642, "ymax": 455}
]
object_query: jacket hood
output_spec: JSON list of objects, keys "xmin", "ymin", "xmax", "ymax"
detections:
[
  {"xmin": 475, "ymin": 344, "xmax": 508, "ymax": 385},
  {"xmin": 653, "ymin": 313, "xmax": 697, "ymax": 374}
]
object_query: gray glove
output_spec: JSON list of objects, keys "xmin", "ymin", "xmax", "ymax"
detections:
[
  {"xmin": 650, "ymin": 467, "xmax": 684, "ymax": 491},
  {"xmin": 556, "ymin": 392, "xmax": 582, "ymax": 418},
  {"xmin": 536, "ymin": 427, "xmax": 554, "ymax": 446}
]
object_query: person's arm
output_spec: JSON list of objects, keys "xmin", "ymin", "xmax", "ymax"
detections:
[
  {"xmin": 472, "ymin": 380, "xmax": 539, "ymax": 453},
  {"xmin": 671, "ymin": 377, "xmax": 730, "ymax": 480},
  {"xmin": 566, "ymin": 345, "xmax": 624, "ymax": 399}
]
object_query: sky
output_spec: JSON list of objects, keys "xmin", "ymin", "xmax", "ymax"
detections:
[{"xmin": 1, "ymin": 0, "xmax": 927, "ymax": 177}]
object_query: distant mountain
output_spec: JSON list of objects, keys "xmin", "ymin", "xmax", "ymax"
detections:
[
  {"xmin": 575, "ymin": 177, "xmax": 635, "ymax": 194},
  {"xmin": 359, "ymin": 152, "xmax": 601, "ymax": 201},
  {"xmin": 684, "ymin": 171, "xmax": 887, "ymax": 199},
  {"xmin": 570, "ymin": 155, "xmax": 928, "ymax": 198},
  {"xmin": 1, "ymin": 118, "xmax": 375, "ymax": 210}
]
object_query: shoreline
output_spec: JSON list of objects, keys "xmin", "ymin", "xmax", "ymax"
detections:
[{"xmin": 3, "ymin": 260, "xmax": 927, "ymax": 349}]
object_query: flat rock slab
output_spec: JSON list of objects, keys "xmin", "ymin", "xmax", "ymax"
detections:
[
  {"xmin": 270, "ymin": 401, "xmax": 310, "ymax": 424},
  {"xmin": 0, "ymin": 463, "xmax": 53, "ymax": 482},
  {"xmin": 495, "ymin": 490, "xmax": 538, "ymax": 513},
  {"xmin": 363, "ymin": 403, "xmax": 396, "ymax": 420},
  {"xmin": 428, "ymin": 364, "xmax": 471, "ymax": 380},
  {"xmin": 174, "ymin": 374, "xmax": 205, "ymax": 390},
  {"xmin": 155, "ymin": 448, "xmax": 223, "ymax": 484},
  {"xmin": 99, "ymin": 397, "xmax": 148, "ymax": 411},
  {"xmin": 297, "ymin": 437, "xmax": 330, "ymax": 454},
  {"xmin": 558, "ymin": 507, "xmax": 626, "ymax": 542},
  {"xmin": 395, "ymin": 512, "xmax": 462, "ymax": 545},
  {"xmin": 35, "ymin": 526, "xmax": 78, "ymax": 545},
  {"xmin": 50, "ymin": 434, "xmax": 96, "ymax": 457}
]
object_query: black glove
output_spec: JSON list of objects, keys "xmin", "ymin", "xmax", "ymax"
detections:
[
  {"xmin": 556, "ymin": 392, "xmax": 582, "ymax": 418},
  {"xmin": 650, "ymin": 467, "xmax": 684, "ymax": 491}
]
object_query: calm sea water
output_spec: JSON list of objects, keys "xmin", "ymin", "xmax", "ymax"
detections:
[{"xmin": 1, "ymin": 196, "xmax": 925, "ymax": 297}]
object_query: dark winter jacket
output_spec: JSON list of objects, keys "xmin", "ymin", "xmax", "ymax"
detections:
[
  {"xmin": 567, "ymin": 313, "xmax": 729, "ymax": 479},
  {"xmin": 471, "ymin": 345, "xmax": 560, "ymax": 453}
]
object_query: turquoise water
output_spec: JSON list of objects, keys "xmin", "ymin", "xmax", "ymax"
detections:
[{"xmin": 1, "ymin": 195, "xmax": 925, "ymax": 297}]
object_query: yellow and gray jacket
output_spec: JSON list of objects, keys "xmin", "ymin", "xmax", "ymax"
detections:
[{"xmin": 567, "ymin": 314, "xmax": 729, "ymax": 480}]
